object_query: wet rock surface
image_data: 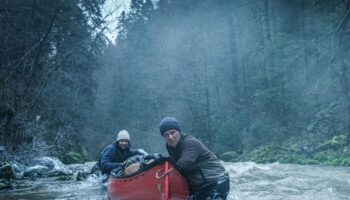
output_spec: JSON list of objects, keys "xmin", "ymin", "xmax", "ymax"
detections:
[{"xmin": 0, "ymin": 156, "xmax": 100, "ymax": 192}]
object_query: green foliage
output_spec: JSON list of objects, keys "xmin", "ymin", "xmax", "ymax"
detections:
[
  {"xmin": 312, "ymin": 148, "xmax": 350, "ymax": 166},
  {"xmin": 62, "ymin": 152, "xmax": 85, "ymax": 164},
  {"xmin": 340, "ymin": 157, "xmax": 350, "ymax": 166},
  {"xmin": 315, "ymin": 135, "xmax": 348, "ymax": 152},
  {"xmin": 223, "ymin": 142, "xmax": 350, "ymax": 166},
  {"xmin": 237, "ymin": 145, "xmax": 317, "ymax": 164}
]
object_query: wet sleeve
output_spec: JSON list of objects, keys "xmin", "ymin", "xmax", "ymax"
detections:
[
  {"xmin": 100, "ymin": 147, "xmax": 124, "ymax": 173},
  {"xmin": 176, "ymin": 140, "xmax": 204, "ymax": 172},
  {"xmin": 130, "ymin": 149, "xmax": 147, "ymax": 156},
  {"xmin": 137, "ymin": 149, "xmax": 148, "ymax": 155}
]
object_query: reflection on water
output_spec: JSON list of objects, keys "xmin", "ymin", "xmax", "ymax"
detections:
[{"xmin": 0, "ymin": 162, "xmax": 349, "ymax": 200}]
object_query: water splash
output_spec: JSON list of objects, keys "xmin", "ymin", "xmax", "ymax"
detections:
[{"xmin": 1, "ymin": 162, "xmax": 350, "ymax": 200}]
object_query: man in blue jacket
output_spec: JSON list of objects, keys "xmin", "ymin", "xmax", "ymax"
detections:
[
  {"xmin": 159, "ymin": 117, "xmax": 230, "ymax": 200},
  {"xmin": 99, "ymin": 130, "xmax": 146, "ymax": 175}
]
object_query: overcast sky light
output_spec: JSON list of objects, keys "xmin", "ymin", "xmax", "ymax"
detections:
[
  {"xmin": 103, "ymin": 0, "xmax": 131, "ymax": 43},
  {"xmin": 102, "ymin": 0, "xmax": 159, "ymax": 43}
]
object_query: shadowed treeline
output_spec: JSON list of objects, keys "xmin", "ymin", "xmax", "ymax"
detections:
[
  {"xmin": 91, "ymin": 0, "xmax": 350, "ymax": 164},
  {"xmin": 1, "ymin": 0, "xmax": 349, "ymax": 165},
  {"xmin": 0, "ymin": 0, "xmax": 107, "ymax": 162}
]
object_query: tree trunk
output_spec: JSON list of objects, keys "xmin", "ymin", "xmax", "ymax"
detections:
[
  {"xmin": 339, "ymin": 0, "xmax": 350, "ymax": 144},
  {"xmin": 228, "ymin": 14, "xmax": 240, "ymax": 118},
  {"xmin": 263, "ymin": 0, "xmax": 272, "ymax": 42},
  {"xmin": 300, "ymin": 0, "xmax": 310, "ymax": 81}
]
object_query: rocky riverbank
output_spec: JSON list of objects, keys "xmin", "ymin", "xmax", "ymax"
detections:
[{"xmin": 0, "ymin": 156, "xmax": 100, "ymax": 190}]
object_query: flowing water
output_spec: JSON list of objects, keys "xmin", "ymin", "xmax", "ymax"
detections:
[
  {"xmin": 0, "ymin": 162, "xmax": 349, "ymax": 200},
  {"xmin": 226, "ymin": 162, "xmax": 350, "ymax": 200}
]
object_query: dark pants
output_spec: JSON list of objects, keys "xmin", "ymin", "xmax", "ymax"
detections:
[{"xmin": 190, "ymin": 173, "xmax": 230, "ymax": 200}]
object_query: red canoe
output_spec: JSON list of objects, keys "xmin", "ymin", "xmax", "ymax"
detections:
[{"xmin": 107, "ymin": 159, "xmax": 189, "ymax": 200}]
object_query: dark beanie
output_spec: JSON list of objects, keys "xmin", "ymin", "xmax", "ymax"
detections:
[{"xmin": 159, "ymin": 117, "xmax": 181, "ymax": 135}]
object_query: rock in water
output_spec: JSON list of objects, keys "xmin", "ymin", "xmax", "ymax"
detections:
[{"xmin": 0, "ymin": 163, "xmax": 14, "ymax": 180}]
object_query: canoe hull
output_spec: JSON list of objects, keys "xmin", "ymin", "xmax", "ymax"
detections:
[{"xmin": 108, "ymin": 161, "xmax": 189, "ymax": 200}]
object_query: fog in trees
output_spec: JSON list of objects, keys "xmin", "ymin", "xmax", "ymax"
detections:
[
  {"xmin": 88, "ymin": 0, "xmax": 350, "ymax": 159},
  {"xmin": 1, "ymin": 0, "xmax": 349, "ymax": 163}
]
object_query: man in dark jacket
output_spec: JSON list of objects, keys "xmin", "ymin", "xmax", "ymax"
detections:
[
  {"xmin": 159, "ymin": 117, "xmax": 230, "ymax": 200},
  {"xmin": 99, "ymin": 130, "xmax": 146, "ymax": 175}
]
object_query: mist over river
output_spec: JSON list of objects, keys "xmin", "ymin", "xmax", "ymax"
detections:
[{"xmin": 1, "ymin": 162, "xmax": 349, "ymax": 200}]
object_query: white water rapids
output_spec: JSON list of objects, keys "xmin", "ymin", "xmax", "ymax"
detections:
[
  {"xmin": 226, "ymin": 162, "xmax": 350, "ymax": 200},
  {"xmin": 1, "ymin": 161, "xmax": 349, "ymax": 200}
]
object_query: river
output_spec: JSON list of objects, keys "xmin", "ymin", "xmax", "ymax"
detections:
[{"xmin": 1, "ymin": 162, "xmax": 349, "ymax": 200}]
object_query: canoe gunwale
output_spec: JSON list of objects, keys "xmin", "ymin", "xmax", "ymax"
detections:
[{"xmin": 110, "ymin": 156, "xmax": 181, "ymax": 179}]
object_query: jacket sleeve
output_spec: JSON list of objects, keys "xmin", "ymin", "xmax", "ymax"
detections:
[
  {"xmin": 130, "ymin": 148, "xmax": 147, "ymax": 156},
  {"xmin": 176, "ymin": 139, "xmax": 204, "ymax": 172},
  {"xmin": 100, "ymin": 146, "xmax": 124, "ymax": 174}
]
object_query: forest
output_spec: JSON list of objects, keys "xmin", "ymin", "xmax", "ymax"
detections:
[{"xmin": 1, "ymin": 0, "xmax": 350, "ymax": 166}]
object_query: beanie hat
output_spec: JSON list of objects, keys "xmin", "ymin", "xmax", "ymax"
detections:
[
  {"xmin": 116, "ymin": 130, "xmax": 130, "ymax": 142},
  {"xmin": 159, "ymin": 117, "xmax": 181, "ymax": 135}
]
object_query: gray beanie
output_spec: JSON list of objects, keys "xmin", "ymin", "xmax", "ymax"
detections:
[
  {"xmin": 159, "ymin": 117, "xmax": 181, "ymax": 135},
  {"xmin": 116, "ymin": 130, "xmax": 130, "ymax": 142}
]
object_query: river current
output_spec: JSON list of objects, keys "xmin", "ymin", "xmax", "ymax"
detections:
[{"xmin": 1, "ymin": 162, "xmax": 349, "ymax": 200}]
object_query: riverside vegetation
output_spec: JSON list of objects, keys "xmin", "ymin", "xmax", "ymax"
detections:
[
  {"xmin": 220, "ymin": 135, "xmax": 350, "ymax": 166},
  {"xmin": 1, "ymin": 0, "xmax": 350, "ymax": 175}
]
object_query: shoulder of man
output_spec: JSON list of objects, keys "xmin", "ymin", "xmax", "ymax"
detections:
[
  {"xmin": 182, "ymin": 134, "xmax": 201, "ymax": 145},
  {"xmin": 182, "ymin": 134, "xmax": 211, "ymax": 154}
]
